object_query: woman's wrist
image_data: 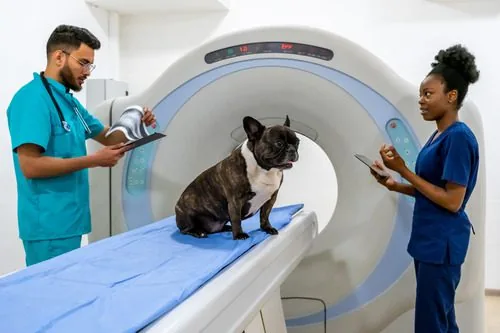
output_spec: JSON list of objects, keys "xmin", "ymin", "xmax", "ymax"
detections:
[
  {"xmin": 387, "ymin": 182, "xmax": 398, "ymax": 191},
  {"xmin": 398, "ymin": 165, "xmax": 412, "ymax": 180}
]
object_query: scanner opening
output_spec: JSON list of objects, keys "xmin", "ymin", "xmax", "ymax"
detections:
[
  {"xmin": 147, "ymin": 66, "xmax": 346, "ymax": 232},
  {"xmin": 274, "ymin": 133, "xmax": 338, "ymax": 233}
]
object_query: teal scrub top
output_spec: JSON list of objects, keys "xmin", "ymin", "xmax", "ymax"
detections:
[{"xmin": 6, "ymin": 72, "xmax": 105, "ymax": 241}]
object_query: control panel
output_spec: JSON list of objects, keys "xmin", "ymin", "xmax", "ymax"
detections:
[
  {"xmin": 385, "ymin": 118, "xmax": 418, "ymax": 202},
  {"xmin": 125, "ymin": 126, "xmax": 159, "ymax": 195},
  {"xmin": 385, "ymin": 118, "xmax": 418, "ymax": 172}
]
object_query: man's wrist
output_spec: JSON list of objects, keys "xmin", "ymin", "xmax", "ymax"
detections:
[{"xmin": 82, "ymin": 154, "xmax": 98, "ymax": 168}]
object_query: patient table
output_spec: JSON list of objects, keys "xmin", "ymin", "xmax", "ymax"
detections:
[{"xmin": 0, "ymin": 204, "xmax": 317, "ymax": 333}]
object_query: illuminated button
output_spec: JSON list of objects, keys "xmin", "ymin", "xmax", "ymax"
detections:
[
  {"xmin": 404, "ymin": 138, "xmax": 409, "ymax": 143},
  {"xmin": 395, "ymin": 137, "xmax": 401, "ymax": 143}
]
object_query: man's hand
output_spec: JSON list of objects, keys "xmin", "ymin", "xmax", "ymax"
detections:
[
  {"xmin": 142, "ymin": 107, "xmax": 156, "ymax": 128},
  {"xmin": 89, "ymin": 143, "xmax": 131, "ymax": 167},
  {"xmin": 93, "ymin": 106, "xmax": 157, "ymax": 146}
]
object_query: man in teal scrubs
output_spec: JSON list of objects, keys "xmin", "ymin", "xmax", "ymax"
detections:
[{"xmin": 6, "ymin": 24, "xmax": 156, "ymax": 266}]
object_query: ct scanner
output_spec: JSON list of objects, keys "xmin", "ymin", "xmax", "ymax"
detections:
[{"xmin": 0, "ymin": 25, "xmax": 486, "ymax": 333}]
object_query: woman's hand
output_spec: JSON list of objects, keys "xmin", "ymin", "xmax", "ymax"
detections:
[
  {"xmin": 370, "ymin": 160, "xmax": 397, "ymax": 190},
  {"xmin": 379, "ymin": 144, "xmax": 407, "ymax": 174},
  {"xmin": 370, "ymin": 159, "xmax": 416, "ymax": 196}
]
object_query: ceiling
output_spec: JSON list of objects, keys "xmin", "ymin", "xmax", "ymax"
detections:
[{"xmin": 85, "ymin": 0, "xmax": 230, "ymax": 15}]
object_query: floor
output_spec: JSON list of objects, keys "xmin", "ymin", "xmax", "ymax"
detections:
[{"xmin": 486, "ymin": 295, "xmax": 500, "ymax": 332}]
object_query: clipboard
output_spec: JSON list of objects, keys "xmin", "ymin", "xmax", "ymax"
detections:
[
  {"xmin": 124, "ymin": 132, "xmax": 166, "ymax": 149},
  {"xmin": 354, "ymin": 153, "xmax": 390, "ymax": 178}
]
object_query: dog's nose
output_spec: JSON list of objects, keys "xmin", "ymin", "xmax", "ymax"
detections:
[{"xmin": 287, "ymin": 148, "xmax": 298, "ymax": 162}]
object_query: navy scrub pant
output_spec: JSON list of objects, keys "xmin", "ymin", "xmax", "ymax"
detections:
[{"xmin": 414, "ymin": 260, "xmax": 462, "ymax": 333}]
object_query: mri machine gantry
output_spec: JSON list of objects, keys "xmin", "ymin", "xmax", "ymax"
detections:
[{"xmin": 87, "ymin": 25, "xmax": 486, "ymax": 333}]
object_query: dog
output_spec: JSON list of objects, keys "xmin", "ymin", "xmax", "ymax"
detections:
[{"xmin": 175, "ymin": 115, "xmax": 300, "ymax": 240}]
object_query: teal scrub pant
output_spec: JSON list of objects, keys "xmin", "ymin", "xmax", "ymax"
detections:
[{"xmin": 22, "ymin": 236, "xmax": 82, "ymax": 266}]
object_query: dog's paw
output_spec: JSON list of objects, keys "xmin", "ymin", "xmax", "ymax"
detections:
[
  {"xmin": 182, "ymin": 230, "xmax": 207, "ymax": 238},
  {"xmin": 234, "ymin": 232, "xmax": 250, "ymax": 240},
  {"xmin": 262, "ymin": 226, "xmax": 279, "ymax": 235}
]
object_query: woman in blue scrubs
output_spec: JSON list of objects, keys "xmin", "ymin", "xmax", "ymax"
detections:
[{"xmin": 370, "ymin": 44, "xmax": 480, "ymax": 333}]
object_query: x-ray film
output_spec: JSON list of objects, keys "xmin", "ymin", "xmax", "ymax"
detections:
[{"xmin": 106, "ymin": 105, "xmax": 151, "ymax": 143}]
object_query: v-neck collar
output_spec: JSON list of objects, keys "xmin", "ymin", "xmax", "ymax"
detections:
[
  {"xmin": 34, "ymin": 72, "xmax": 72, "ymax": 96},
  {"xmin": 427, "ymin": 121, "xmax": 461, "ymax": 147}
]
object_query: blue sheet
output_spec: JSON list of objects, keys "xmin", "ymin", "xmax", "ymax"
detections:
[{"xmin": 0, "ymin": 203, "xmax": 303, "ymax": 333}]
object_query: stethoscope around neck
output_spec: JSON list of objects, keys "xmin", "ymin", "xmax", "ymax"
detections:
[{"xmin": 40, "ymin": 71, "xmax": 91, "ymax": 134}]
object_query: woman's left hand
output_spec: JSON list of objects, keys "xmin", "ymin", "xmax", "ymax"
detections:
[{"xmin": 379, "ymin": 144, "xmax": 407, "ymax": 174}]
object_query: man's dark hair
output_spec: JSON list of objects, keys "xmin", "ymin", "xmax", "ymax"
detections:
[{"xmin": 46, "ymin": 24, "xmax": 101, "ymax": 56}]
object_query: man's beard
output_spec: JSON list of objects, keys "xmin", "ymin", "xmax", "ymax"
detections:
[{"xmin": 60, "ymin": 64, "xmax": 81, "ymax": 92}]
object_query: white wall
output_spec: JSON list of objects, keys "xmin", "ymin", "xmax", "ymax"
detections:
[
  {"xmin": 118, "ymin": 0, "xmax": 500, "ymax": 289},
  {"xmin": 119, "ymin": 11, "xmax": 229, "ymax": 94},
  {"xmin": 0, "ymin": 0, "xmax": 120, "ymax": 275},
  {"xmin": 1, "ymin": 0, "xmax": 498, "ymax": 290}
]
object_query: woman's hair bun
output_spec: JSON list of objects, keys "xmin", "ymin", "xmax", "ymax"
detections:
[{"xmin": 431, "ymin": 44, "xmax": 480, "ymax": 84}]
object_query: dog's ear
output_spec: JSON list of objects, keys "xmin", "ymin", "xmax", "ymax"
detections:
[
  {"xmin": 284, "ymin": 115, "xmax": 290, "ymax": 127},
  {"xmin": 243, "ymin": 116, "xmax": 265, "ymax": 141}
]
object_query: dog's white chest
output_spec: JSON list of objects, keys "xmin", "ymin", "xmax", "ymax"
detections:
[
  {"xmin": 246, "ymin": 172, "xmax": 281, "ymax": 216},
  {"xmin": 241, "ymin": 142, "xmax": 282, "ymax": 217}
]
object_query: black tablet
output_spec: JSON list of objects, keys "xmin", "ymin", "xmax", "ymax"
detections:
[
  {"xmin": 125, "ymin": 132, "xmax": 166, "ymax": 149},
  {"xmin": 354, "ymin": 153, "xmax": 390, "ymax": 178}
]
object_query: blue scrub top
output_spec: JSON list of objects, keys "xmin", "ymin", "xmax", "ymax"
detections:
[
  {"xmin": 407, "ymin": 121, "xmax": 479, "ymax": 265},
  {"xmin": 6, "ymin": 72, "xmax": 105, "ymax": 241}
]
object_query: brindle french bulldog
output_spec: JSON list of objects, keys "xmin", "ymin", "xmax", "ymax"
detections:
[{"xmin": 175, "ymin": 115, "xmax": 300, "ymax": 240}]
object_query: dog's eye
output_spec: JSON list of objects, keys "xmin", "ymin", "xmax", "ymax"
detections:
[{"xmin": 275, "ymin": 141, "xmax": 284, "ymax": 148}]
